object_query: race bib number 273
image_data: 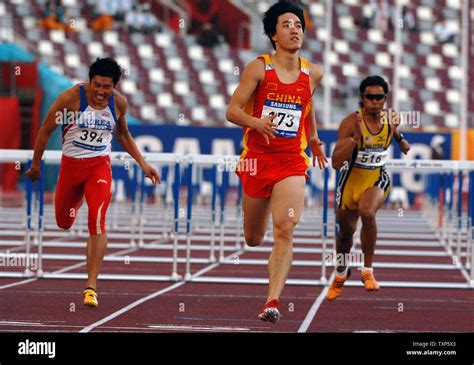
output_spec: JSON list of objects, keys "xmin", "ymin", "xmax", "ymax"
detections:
[{"xmin": 261, "ymin": 100, "xmax": 302, "ymax": 138}]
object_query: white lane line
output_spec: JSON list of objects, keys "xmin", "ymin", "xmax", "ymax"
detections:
[
  {"xmin": 0, "ymin": 278, "xmax": 38, "ymax": 290},
  {"xmin": 80, "ymin": 249, "xmax": 245, "ymax": 333},
  {"xmin": 297, "ymin": 272, "xmax": 335, "ymax": 333},
  {"xmin": 1, "ymin": 325, "xmax": 267, "ymax": 333},
  {"xmin": 0, "ymin": 233, "xmax": 72, "ymax": 254},
  {"xmin": 0, "ymin": 246, "xmax": 25, "ymax": 254},
  {"xmin": 146, "ymin": 324, "xmax": 251, "ymax": 332},
  {"xmin": 0, "ymin": 320, "xmax": 43, "ymax": 326},
  {"xmin": 79, "ymin": 282, "xmax": 185, "ymax": 333},
  {"xmin": 0, "ymin": 246, "xmax": 138, "ymax": 290}
]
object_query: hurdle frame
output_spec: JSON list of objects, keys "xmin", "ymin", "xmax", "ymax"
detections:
[{"xmin": 1, "ymin": 149, "xmax": 474, "ymax": 288}]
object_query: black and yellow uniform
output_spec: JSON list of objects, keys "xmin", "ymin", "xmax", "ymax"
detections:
[{"xmin": 336, "ymin": 109, "xmax": 392, "ymax": 210}]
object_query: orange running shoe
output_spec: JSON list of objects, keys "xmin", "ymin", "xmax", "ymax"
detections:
[
  {"xmin": 326, "ymin": 268, "xmax": 351, "ymax": 301},
  {"xmin": 361, "ymin": 270, "xmax": 380, "ymax": 291},
  {"xmin": 258, "ymin": 299, "xmax": 281, "ymax": 323}
]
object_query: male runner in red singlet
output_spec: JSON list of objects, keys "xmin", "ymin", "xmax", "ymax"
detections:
[
  {"xmin": 226, "ymin": 1, "xmax": 327, "ymax": 323},
  {"xmin": 26, "ymin": 58, "xmax": 160, "ymax": 307}
]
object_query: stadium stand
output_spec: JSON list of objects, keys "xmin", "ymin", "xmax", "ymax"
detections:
[{"xmin": 1, "ymin": 0, "xmax": 472, "ymax": 130}]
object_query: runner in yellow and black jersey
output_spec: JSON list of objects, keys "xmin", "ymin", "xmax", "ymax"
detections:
[{"xmin": 328, "ymin": 75, "xmax": 411, "ymax": 300}]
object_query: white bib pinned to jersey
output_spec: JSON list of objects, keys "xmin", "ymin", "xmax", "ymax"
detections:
[
  {"xmin": 353, "ymin": 149, "xmax": 388, "ymax": 169},
  {"xmin": 62, "ymin": 84, "xmax": 117, "ymax": 158},
  {"xmin": 261, "ymin": 100, "xmax": 302, "ymax": 138}
]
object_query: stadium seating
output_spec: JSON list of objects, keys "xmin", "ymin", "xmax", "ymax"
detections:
[{"xmin": 3, "ymin": 0, "xmax": 472, "ymax": 129}]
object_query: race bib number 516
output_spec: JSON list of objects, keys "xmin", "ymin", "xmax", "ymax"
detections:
[
  {"xmin": 261, "ymin": 100, "xmax": 302, "ymax": 138},
  {"xmin": 354, "ymin": 149, "xmax": 388, "ymax": 169}
]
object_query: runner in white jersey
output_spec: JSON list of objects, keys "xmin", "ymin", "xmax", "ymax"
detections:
[
  {"xmin": 61, "ymin": 82, "xmax": 117, "ymax": 157},
  {"xmin": 26, "ymin": 58, "xmax": 160, "ymax": 307}
]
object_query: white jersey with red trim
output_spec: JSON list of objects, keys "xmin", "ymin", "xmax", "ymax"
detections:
[{"xmin": 62, "ymin": 84, "xmax": 117, "ymax": 158}]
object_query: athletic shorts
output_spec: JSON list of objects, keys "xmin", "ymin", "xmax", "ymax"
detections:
[
  {"xmin": 236, "ymin": 151, "xmax": 310, "ymax": 198},
  {"xmin": 55, "ymin": 154, "xmax": 112, "ymax": 235},
  {"xmin": 336, "ymin": 165, "xmax": 390, "ymax": 210}
]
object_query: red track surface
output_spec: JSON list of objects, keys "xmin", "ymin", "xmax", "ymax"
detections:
[{"xmin": 1, "ymin": 230, "xmax": 473, "ymax": 333}]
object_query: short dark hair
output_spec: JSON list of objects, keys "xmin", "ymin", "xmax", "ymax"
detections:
[
  {"xmin": 263, "ymin": 1, "xmax": 306, "ymax": 50},
  {"xmin": 89, "ymin": 57, "xmax": 122, "ymax": 86},
  {"xmin": 359, "ymin": 75, "xmax": 389, "ymax": 95},
  {"xmin": 359, "ymin": 75, "xmax": 389, "ymax": 107}
]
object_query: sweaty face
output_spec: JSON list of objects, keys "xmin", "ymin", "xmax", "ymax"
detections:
[
  {"xmin": 90, "ymin": 76, "xmax": 114, "ymax": 106},
  {"xmin": 361, "ymin": 85, "xmax": 386, "ymax": 116},
  {"xmin": 272, "ymin": 13, "xmax": 304, "ymax": 52}
]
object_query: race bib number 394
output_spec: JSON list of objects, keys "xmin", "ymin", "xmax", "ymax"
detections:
[{"xmin": 261, "ymin": 100, "xmax": 302, "ymax": 138}]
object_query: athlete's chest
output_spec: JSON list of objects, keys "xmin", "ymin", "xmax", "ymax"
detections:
[
  {"xmin": 361, "ymin": 125, "xmax": 390, "ymax": 150},
  {"xmin": 256, "ymin": 77, "xmax": 311, "ymax": 139},
  {"xmin": 272, "ymin": 68, "xmax": 301, "ymax": 84},
  {"xmin": 258, "ymin": 77, "xmax": 311, "ymax": 104},
  {"xmin": 75, "ymin": 106, "xmax": 115, "ymax": 131},
  {"xmin": 64, "ymin": 105, "xmax": 115, "ymax": 153}
]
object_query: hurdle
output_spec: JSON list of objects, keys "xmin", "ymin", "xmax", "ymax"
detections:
[{"xmin": 1, "ymin": 149, "xmax": 474, "ymax": 289}]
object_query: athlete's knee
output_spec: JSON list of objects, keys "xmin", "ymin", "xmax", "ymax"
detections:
[
  {"xmin": 273, "ymin": 220, "xmax": 296, "ymax": 241},
  {"xmin": 362, "ymin": 245, "xmax": 375, "ymax": 254},
  {"xmin": 359, "ymin": 209, "xmax": 376, "ymax": 225},
  {"xmin": 87, "ymin": 201, "xmax": 109, "ymax": 236},
  {"xmin": 338, "ymin": 227, "xmax": 355, "ymax": 242},
  {"xmin": 55, "ymin": 200, "xmax": 81, "ymax": 231},
  {"xmin": 56, "ymin": 217, "xmax": 74, "ymax": 230},
  {"xmin": 337, "ymin": 219, "xmax": 356, "ymax": 239},
  {"xmin": 88, "ymin": 221, "xmax": 107, "ymax": 236},
  {"xmin": 245, "ymin": 233, "xmax": 265, "ymax": 247},
  {"xmin": 88, "ymin": 213, "xmax": 107, "ymax": 235}
]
